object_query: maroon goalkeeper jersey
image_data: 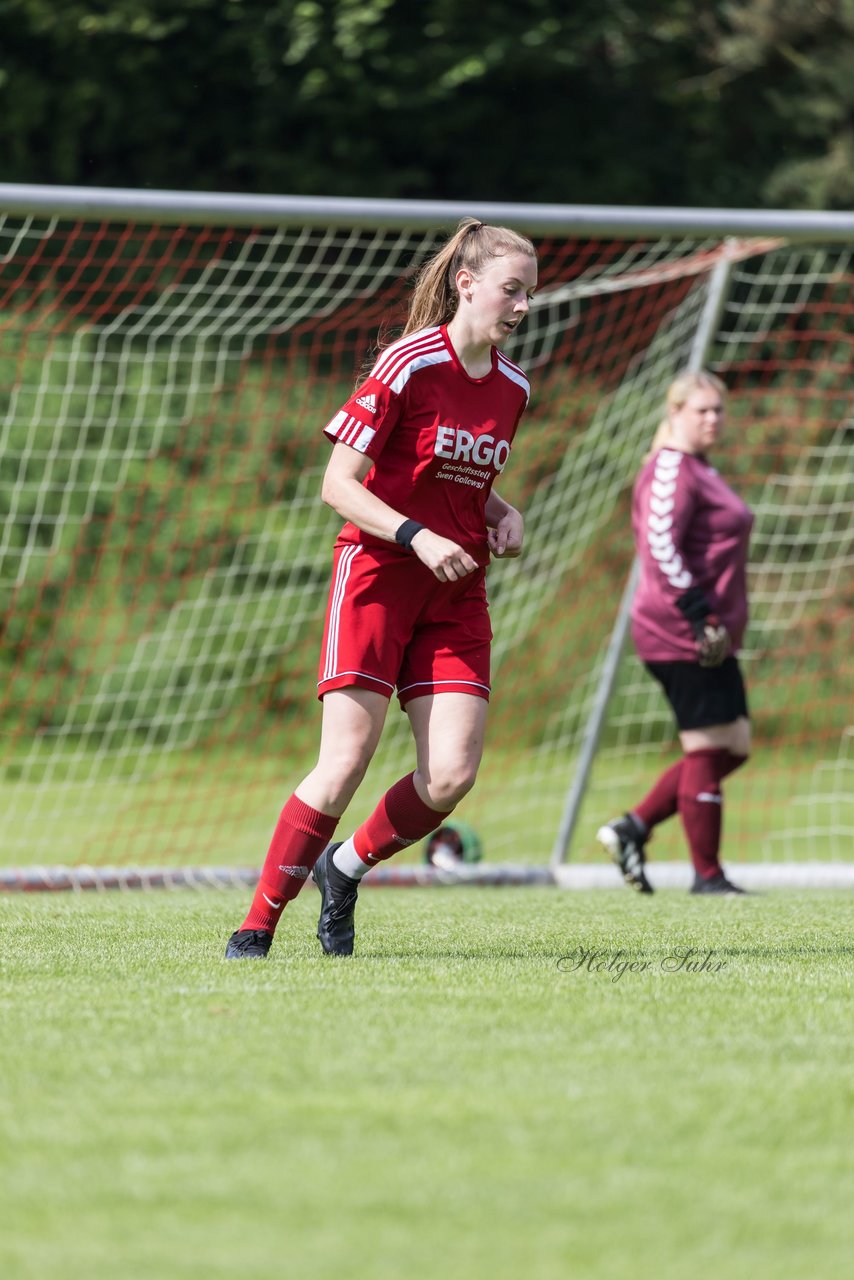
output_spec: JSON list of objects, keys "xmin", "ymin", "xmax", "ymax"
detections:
[
  {"xmin": 323, "ymin": 325, "xmax": 530, "ymax": 564},
  {"xmin": 631, "ymin": 447, "xmax": 754, "ymax": 662}
]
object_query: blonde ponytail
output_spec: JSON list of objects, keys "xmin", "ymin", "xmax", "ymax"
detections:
[
  {"xmin": 646, "ymin": 420, "xmax": 674, "ymax": 457},
  {"xmin": 401, "ymin": 217, "xmax": 536, "ymax": 337}
]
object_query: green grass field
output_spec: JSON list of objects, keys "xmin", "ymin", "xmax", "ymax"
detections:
[{"xmin": 1, "ymin": 886, "xmax": 852, "ymax": 1279}]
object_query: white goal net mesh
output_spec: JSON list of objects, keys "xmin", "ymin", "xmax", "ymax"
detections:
[{"xmin": 0, "ymin": 202, "xmax": 850, "ymax": 878}]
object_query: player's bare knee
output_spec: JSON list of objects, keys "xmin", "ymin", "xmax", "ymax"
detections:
[
  {"xmin": 425, "ymin": 763, "xmax": 479, "ymax": 810},
  {"xmin": 313, "ymin": 751, "xmax": 373, "ymax": 809},
  {"xmin": 338, "ymin": 755, "xmax": 373, "ymax": 796}
]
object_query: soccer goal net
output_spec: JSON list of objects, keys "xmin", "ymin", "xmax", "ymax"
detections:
[{"xmin": 0, "ymin": 187, "xmax": 851, "ymax": 887}]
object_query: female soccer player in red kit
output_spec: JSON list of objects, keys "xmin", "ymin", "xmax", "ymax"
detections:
[
  {"xmin": 226, "ymin": 219, "xmax": 537, "ymax": 957},
  {"xmin": 598, "ymin": 371, "xmax": 754, "ymax": 895}
]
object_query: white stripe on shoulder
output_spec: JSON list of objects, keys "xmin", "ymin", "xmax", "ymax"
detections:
[
  {"xmin": 372, "ymin": 331, "xmax": 450, "ymax": 394},
  {"xmin": 371, "ymin": 327, "xmax": 444, "ymax": 383},
  {"xmin": 496, "ymin": 352, "xmax": 530, "ymax": 400},
  {"xmin": 375, "ymin": 344, "xmax": 449, "ymax": 391},
  {"xmin": 388, "ymin": 348, "xmax": 452, "ymax": 394}
]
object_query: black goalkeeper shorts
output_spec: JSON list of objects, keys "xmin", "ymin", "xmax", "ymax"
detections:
[{"xmin": 644, "ymin": 656, "xmax": 749, "ymax": 731}]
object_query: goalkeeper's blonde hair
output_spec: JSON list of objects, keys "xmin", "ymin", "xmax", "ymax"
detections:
[{"xmin": 646, "ymin": 370, "xmax": 727, "ymax": 458}]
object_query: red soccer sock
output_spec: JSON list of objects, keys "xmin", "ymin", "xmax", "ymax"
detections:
[
  {"xmin": 241, "ymin": 794, "xmax": 339, "ymax": 934},
  {"xmin": 353, "ymin": 772, "xmax": 452, "ymax": 867},
  {"xmin": 677, "ymin": 748, "xmax": 736, "ymax": 879}
]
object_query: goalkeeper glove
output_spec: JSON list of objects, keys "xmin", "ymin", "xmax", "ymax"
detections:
[{"xmin": 676, "ymin": 586, "xmax": 730, "ymax": 668}]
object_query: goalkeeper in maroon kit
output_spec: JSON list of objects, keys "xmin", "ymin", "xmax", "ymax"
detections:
[
  {"xmin": 226, "ymin": 218, "xmax": 538, "ymax": 957},
  {"xmin": 598, "ymin": 371, "xmax": 754, "ymax": 895}
]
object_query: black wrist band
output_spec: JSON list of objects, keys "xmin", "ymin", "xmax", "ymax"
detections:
[{"xmin": 395, "ymin": 519, "xmax": 425, "ymax": 551}]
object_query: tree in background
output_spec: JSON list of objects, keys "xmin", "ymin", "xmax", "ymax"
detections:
[
  {"xmin": 705, "ymin": 0, "xmax": 854, "ymax": 208},
  {"xmin": 0, "ymin": 0, "xmax": 852, "ymax": 207}
]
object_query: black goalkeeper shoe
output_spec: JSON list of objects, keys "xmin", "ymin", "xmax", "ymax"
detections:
[
  {"xmin": 312, "ymin": 842, "xmax": 358, "ymax": 956},
  {"xmin": 596, "ymin": 814, "xmax": 654, "ymax": 894},
  {"xmin": 224, "ymin": 928, "xmax": 273, "ymax": 959},
  {"xmin": 691, "ymin": 872, "xmax": 747, "ymax": 895}
]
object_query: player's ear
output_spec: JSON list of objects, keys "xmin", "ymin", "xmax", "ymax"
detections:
[{"xmin": 455, "ymin": 267, "xmax": 475, "ymax": 301}]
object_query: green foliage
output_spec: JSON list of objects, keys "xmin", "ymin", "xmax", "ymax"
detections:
[
  {"xmin": 1, "ymin": 0, "xmax": 852, "ymax": 206},
  {"xmin": 710, "ymin": 0, "xmax": 854, "ymax": 207}
]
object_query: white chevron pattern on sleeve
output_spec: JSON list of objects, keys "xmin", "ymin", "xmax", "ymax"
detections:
[{"xmin": 646, "ymin": 449, "xmax": 692, "ymax": 590}]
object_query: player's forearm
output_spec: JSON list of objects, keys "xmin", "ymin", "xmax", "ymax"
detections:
[
  {"xmin": 321, "ymin": 470, "xmax": 409, "ymax": 543},
  {"xmin": 485, "ymin": 488, "xmax": 524, "ymax": 557},
  {"xmin": 485, "ymin": 488, "xmax": 519, "ymax": 528},
  {"xmin": 322, "ymin": 469, "xmax": 476, "ymax": 579}
]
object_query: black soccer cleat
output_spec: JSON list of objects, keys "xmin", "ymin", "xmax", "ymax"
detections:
[
  {"xmin": 690, "ymin": 872, "xmax": 747, "ymax": 895},
  {"xmin": 224, "ymin": 928, "xmax": 273, "ymax": 959},
  {"xmin": 596, "ymin": 814, "xmax": 654, "ymax": 894},
  {"xmin": 312, "ymin": 842, "xmax": 358, "ymax": 956}
]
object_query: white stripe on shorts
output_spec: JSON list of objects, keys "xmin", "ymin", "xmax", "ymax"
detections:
[
  {"xmin": 323, "ymin": 545, "xmax": 361, "ymax": 681},
  {"xmin": 317, "ymin": 669, "xmax": 395, "ymax": 693},
  {"xmin": 397, "ymin": 678, "xmax": 491, "ymax": 696}
]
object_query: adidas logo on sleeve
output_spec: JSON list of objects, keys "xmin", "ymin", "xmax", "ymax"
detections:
[{"xmin": 355, "ymin": 392, "xmax": 376, "ymax": 415}]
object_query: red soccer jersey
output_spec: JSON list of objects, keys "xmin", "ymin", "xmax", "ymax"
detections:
[{"xmin": 323, "ymin": 325, "xmax": 530, "ymax": 563}]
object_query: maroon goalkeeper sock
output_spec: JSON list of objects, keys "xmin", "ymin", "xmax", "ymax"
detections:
[
  {"xmin": 353, "ymin": 772, "xmax": 452, "ymax": 867},
  {"xmin": 634, "ymin": 760, "xmax": 683, "ymax": 830},
  {"xmin": 636, "ymin": 750, "xmax": 747, "ymax": 835},
  {"xmin": 241, "ymin": 794, "xmax": 338, "ymax": 934},
  {"xmin": 677, "ymin": 748, "xmax": 736, "ymax": 879},
  {"xmin": 724, "ymin": 751, "xmax": 748, "ymax": 778}
]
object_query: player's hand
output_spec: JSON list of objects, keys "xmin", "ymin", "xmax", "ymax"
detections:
[
  {"xmin": 697, "ymin": 623, "xmax": 730, "ymax": 668},
  {"xmin": 410, "ymin": 530, "xmax": 478, "ymax": 582},
  {"xmin": 488, "ymin": 508, "xmax": 524, "ymax": 558}
]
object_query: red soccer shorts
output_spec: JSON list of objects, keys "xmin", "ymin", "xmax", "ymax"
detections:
[{"xmin": 317, "ymin": 541, "xmax": 492, "ymax": 707}]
